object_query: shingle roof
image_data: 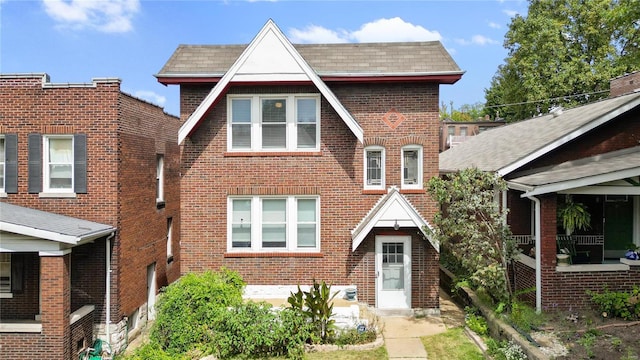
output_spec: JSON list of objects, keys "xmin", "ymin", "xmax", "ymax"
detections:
[
  {"xmin": 0, "ymin": 202, "xmax": 115, "ymax": 244},
  {"xmin": 508, "ymin": 147, "xmax": 640, "ymax": 190},
  {"xmin": 157, "ymin": 42, "xmax": 462, "ymax": 77},
  {"xmin": 439, "ymin": 92, "xmax": 640, "ymax": 175}
]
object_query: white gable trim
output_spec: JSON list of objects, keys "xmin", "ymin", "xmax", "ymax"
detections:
[
  {"xmin": 498, "ymin": 96, "xmax": 640, "ymax": 176},
  {"xmin": 178, "ymin": 19, "xmax": 364, "ymax": 144},
  {"xmin": 351, "ymin": 188, "xmax": 438, "ymax": 252},
  {"xmin": 512, "ymin": 167, "xmax": 640, "ymax": 198}
]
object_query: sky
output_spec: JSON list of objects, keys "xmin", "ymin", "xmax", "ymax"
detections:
[{"xmin": 1, "ymin": 0, "xmax": 529, "ymax": 117}]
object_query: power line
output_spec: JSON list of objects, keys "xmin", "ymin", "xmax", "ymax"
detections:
[{"xmin": 484, "ymin": 89, "xmax": 610, "ymax": 109}]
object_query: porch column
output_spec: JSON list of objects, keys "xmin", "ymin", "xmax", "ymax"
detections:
[
  {"xmin": 40, "ymin": 250, "xmax": 71, "ymax": 360},
  {"xmin": 538, "ymin": 194, "xmax": 557, "ymax": 310}
]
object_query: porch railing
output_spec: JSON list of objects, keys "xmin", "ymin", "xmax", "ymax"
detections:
[
  {"xmin": 511, "ymin": 235, "xmax": 534, "ymax": 246},
  {"xmin": 512, "ymin": 234, "xmax": 605, "ymax": 263}
]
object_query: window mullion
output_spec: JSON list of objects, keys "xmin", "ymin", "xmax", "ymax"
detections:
[
  {"xmin": 252, "ymin": 197, "xmax": 260, "ymax": 250},
  {"xmin": 288, "ymin": 197, "xmax": 295, "ymax": 250}
]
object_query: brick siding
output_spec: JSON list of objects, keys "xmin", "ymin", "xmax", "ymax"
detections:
[
  {"xmin": 610, "ymin": 72, "xmax": 640, "ymax": 97},
  {"xmin": 179, "ymin": 82, "xmax": 440, "ymax": 308}
]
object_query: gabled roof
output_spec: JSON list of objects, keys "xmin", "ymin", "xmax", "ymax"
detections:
[
  {"xmin": 507, "ymin": 147, "xmax": 640, "ymax": 197},
  {"xmin": 176, "ymin": 20, "xmax": 365, "ymax": 144},
  {"xmin": 0, "ymin": 202, "xmax": 115, "ymax": 245},
  {"xmin": 440, "ymin": 92, "xmax": 640, "ymax": 176},
  {"xmin": 156, "ymin": 42, "xmax": 463, "ymax": 83},
  {"xmin": 351, "ymin": 187, "xmax": 437, "ymax": 252}
]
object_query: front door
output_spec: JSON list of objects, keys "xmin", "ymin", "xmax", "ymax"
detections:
[
  {"xmin": 604, "ymin": 198, "xmax": 633, "ymax": 258},
  {"xmin": 375, "ymin": 235, "xmax": 411, "ymax": 309}
]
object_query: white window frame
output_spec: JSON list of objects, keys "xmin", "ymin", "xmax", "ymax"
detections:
[
  {"xmin": 0, "ymin": 136, "xmax": 5, "ymax": 193},
  {"xmin": 227, "ymin": 94, "xmax": 321, "ymax": 152},
  {"xmin": 401, "ymin": 145, "xmax": 423, "ymax": 190},
  {"xmin": 156, "ymin": 154, "xmax": 164, "ymax": 204},
  {"xmin": 364, "ymin": 146, "xmax": 385, "ymax": 190},
  {"xmin": 43, "ymin": 135, "xmax": 74, "ymax": 193},
  {"xmin": 166, "ymin": 217, "xmax": 173, "ymax": 259},
  {"xmin": 227, "ymin": 196, "xmax": 320, "ymax": 252},
  {"xmin": 0, "ymin": 253, "xmax": 11, "ymax": 297}
]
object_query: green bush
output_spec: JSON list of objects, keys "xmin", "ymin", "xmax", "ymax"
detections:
[
  {"xmin": 464, "ymin": 307, "xmax": 488, "ymax": 336},
  {"xmin": 333, "ymin": 327, "xmax": 377, "ymax": 346},
  {"xmin": 150, "ymin": 268, "xmax": 245, "ymax": 355},
  {"xmin": 508, "ymin": 301, "xmax": 545, "ymax": 332},
  {"xmin": 123, "ymin": 342, "xmax": 182, "ymax": 360},
  {"xmin": 209, "ymin": 301, "xmax": 312, "ymax": 359},
  {"xmin": 588, "ymin": 286, "xmax": 640, "ymax": 320}
]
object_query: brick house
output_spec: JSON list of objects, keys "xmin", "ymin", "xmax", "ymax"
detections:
[
  {"xmin": 439, "ymin": 117, "xmax": 506, "ymax": 152},
  {"xmin": 0, "ymin": 73, "xmax": 181, "ymax": 359},
  {"xmin": 156, "ymin": 20, "xmax": 463, "ymax": 312},
  {"xmin": 440, "ymin": 72, "xmax": 640, "ymax": 311}
]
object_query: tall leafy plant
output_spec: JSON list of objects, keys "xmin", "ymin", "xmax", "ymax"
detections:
[
  {"xmin": 287, "ymin": 280, "xmax": 338, "ymax": 343},
  {"xmin": 428, "ymin": 167, "xmax": 516, "ymax": 304},
  {"xmin": 557, "ymin": 195, "xmax": 591, "ymax": 235}
]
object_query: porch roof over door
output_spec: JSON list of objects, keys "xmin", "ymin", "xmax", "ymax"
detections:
[
  {"xmin": 0, "ymin": 202, "xmax": 115, "ymax": 253},
  {"xmin": 507, "ymin": 147, "xmax": 640, "ymax": 197},
  {"xmin": 351, "ymin": 187, "xmax": 438, "ymax": 252}
]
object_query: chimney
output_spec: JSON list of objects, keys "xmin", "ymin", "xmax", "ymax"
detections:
[{"xmin": 610, "ymin": 71, "xmax": 640, "ymax": 97}]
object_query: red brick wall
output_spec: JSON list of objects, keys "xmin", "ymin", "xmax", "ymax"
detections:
[
  {"xmin": 507, "ymin": 190, "xmax": 532, "ymax": 235},
  {"xmin": 41, "ymin": 254, "xmax": 71, "ymax": 360},
  {"xmin": 0, "ymin": 75, "xmax": 181, "ymax": 355},
  {"xmin": 69, "ymin": 308, "xmax": 94, "ymax": 358},
  {"xmin": 513, "ymin": 261, "xmax": 536, "ymax": 306},
  {"xmin": 179, "ymin": 82, "xmax": 440, "ymax": 308},
  {"xmin": 610, "ymin": 72, "xmax": 640, "ymax": 97}
]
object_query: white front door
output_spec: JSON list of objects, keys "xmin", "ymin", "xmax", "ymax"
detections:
[
  {"xmin": 376, "ymin": 235, "xmax": 411, "ymax": 309},
  {"xmin": 147, "ymin": 263, "xmax": 157, "ymax": 320}
]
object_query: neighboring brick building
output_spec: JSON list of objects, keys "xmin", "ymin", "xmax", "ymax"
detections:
[
  {"xmin": 156, "ymin": 20, "xmax": 463, "ymax": 312},
  {"xmin": 440, "ymin": 72, "xmax": 640, "ymax": 311},
  {"xmin": 0, "ymin": 73, "xmax": 181, "ymax": 359},
  {"xmin": 439, "ymin": 117, "xmax": 506, "ymax": 152}
]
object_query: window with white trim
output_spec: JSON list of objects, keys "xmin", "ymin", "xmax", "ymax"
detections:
[
  {"xmin": 228, "ymin": 196, "xmax": 319, "ymax": 251},
  {"xmin": 364, "ymin": 146, "xmax": 385, "ymax": 190},
  {"xmin": 0, "ymin": 136, "xmax": 5, "ymax": 192},
  {"xmin": 166, "ymin": 217, "xmax": 173, "ymax": 260},
  {"xmin": 228, "ymin": 94, "xmax": 320, "ymax": 151},
  {"xmin": 156, "ymin": 154, "xmax": 164, "ymax": 204},
  {"xmin": 401, "ymin": 145, "xmax": 423, "ymax": 189},
  {"xmin": 44, "ymin": 135, "xmax": 73, "ymax": 192},
  {"xmin": 0, "ymin": 253, "xmax": 10, "ymax": 294}
]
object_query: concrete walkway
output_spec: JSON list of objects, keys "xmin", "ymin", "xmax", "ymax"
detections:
[{"xmin": 381, "ymin": 290, "xmax": 465, "ymax": 359}]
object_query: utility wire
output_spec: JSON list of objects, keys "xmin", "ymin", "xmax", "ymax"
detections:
[{"xmin": 484, "ymin": 89, "xmax": 610, "ymax": 109}]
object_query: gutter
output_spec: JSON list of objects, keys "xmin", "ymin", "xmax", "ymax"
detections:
[
  {"xmin": 105, "ymin": 232, "xmax": 115, "ymax": 350},
  {"xmin": 526, "ymin": 195, "xmax": 542, "ymax": 313}
]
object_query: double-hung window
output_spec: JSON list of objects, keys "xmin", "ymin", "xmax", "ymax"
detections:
[
  {"xmin": 228, "ymin": 196, "xmax": 319, "ymax": 251},
  {"xmin": 364, "ymin": 146, "xmax": 385, "ymax": 190},
  {"xmin": 0, "ymin": 137, "xmax": 4, "ymax": 193},
  {"xmin": 44, "ymin": 135, "xmax": 74, "ymax": 192},
  {"xmin": 156, "ymin": 154, "xmax": 164, "ymax": 205},
  {"xmin": 0, "ymin": 253, "xmax": 10, "ymax": 295},
  {"xmin": 228, "ymin": 94, "xmax": 320, "ymax": 151},
  {"xmin": 401, "ymin": 145, "xmax": 423, "ymax": 189}
]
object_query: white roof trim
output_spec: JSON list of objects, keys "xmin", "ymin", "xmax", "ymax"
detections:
[
  {"xmin": 0, "ymin": 222, "xmax": 113, "ymax": 245},
  {"xmin": 351, "ymin": 187, "xmax": 438, "ymax": 252},
  {"xmin": 498, "ymin": 96, "xmax": 640, "ymax": 176},
  {"xmin": 178, "ymin": 19, "xmax": 364, "ymax": 144},
  {"xmin": 513, "ymin": 166, "xmax": 640, "ymax": 198}
]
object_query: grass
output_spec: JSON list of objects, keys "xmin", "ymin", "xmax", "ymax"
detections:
[
  {"xmin": 304, "ymin": 346, "xmax": 388, "ymax": 360},
  {"xmin": 421, "ymin": 327, "xmax": 484, "ymax": 360}
]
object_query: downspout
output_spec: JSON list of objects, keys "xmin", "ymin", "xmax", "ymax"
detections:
[
  {"xmin": 105, "ymin": 232, "xmax": 115, "ymax": 348},
  {"xmin": 527, "ymin": 195, "xmax": 542, "ymax": 313}
]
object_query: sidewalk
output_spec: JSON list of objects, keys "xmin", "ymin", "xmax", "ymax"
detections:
[{"xmin": 381, "ymin": 290, "xmax": 465, "ymax": 359}]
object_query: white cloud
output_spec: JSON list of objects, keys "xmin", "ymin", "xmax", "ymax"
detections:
[
  {"xmin": 350, "ymin": 17, "xmax": 442, "ymax": 42},
  {"xmin": 503, "ymin": 9, "xmax": 518, "ymax": 18},
  {"xmin": 488, "ymin": 21, "xmax": 501, "ymax": 29},
  {"xmin": 134, "ymin": 90, "xmax": 166, "ymax": 107},
  {"xmin": 42, "ymin": 0, "xmax": 140, "ymax": 33},
  {"xmin": 288, "ymin": 17, "xmax": 441, "ymax": 44},
  {"xmin": 289, "ymin": 25, "xmax": 348, "ymax": 44},
  {"xmin": 454, "ymin": 35, "xmax": 499, "ymax": 46}
]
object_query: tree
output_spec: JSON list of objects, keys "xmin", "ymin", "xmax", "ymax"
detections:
[
  {"xmin": 440, "ymin": 101, "xmax": 487, "ymax": 121},
  {"xmin": 485, "ymin": 0, "xmax": 640, "ymax": 122},
  {"xmin": 427, "ymin": 168, "xmax": 517, "ymax": 304}
]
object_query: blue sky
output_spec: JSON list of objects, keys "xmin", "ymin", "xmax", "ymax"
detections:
[{"xmin": 1, "ymin": 0, "xmax": 528, "ymax": 117}]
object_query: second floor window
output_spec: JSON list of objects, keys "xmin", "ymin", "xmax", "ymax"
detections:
[
  {"xmin": 44, "ymin": 136, "xmax": 73, "ymax": 191},
  {"xmin": 364, "ymin": 146, "xmax": 385, "ymax": 190},
  {"xmin": 228, "ymin": 94, "xmax": 320, "ymax": 151},
  {"xmin": 156, "ymin": 154, "xmax": 164, "ymax": 204},
  {"xmin": 402, "ymin": 146, "xmax": 423, "ymax": 189},
  {"xmin": 0, "ymin": 137, "xmax": 4, "ymax": 192}
]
